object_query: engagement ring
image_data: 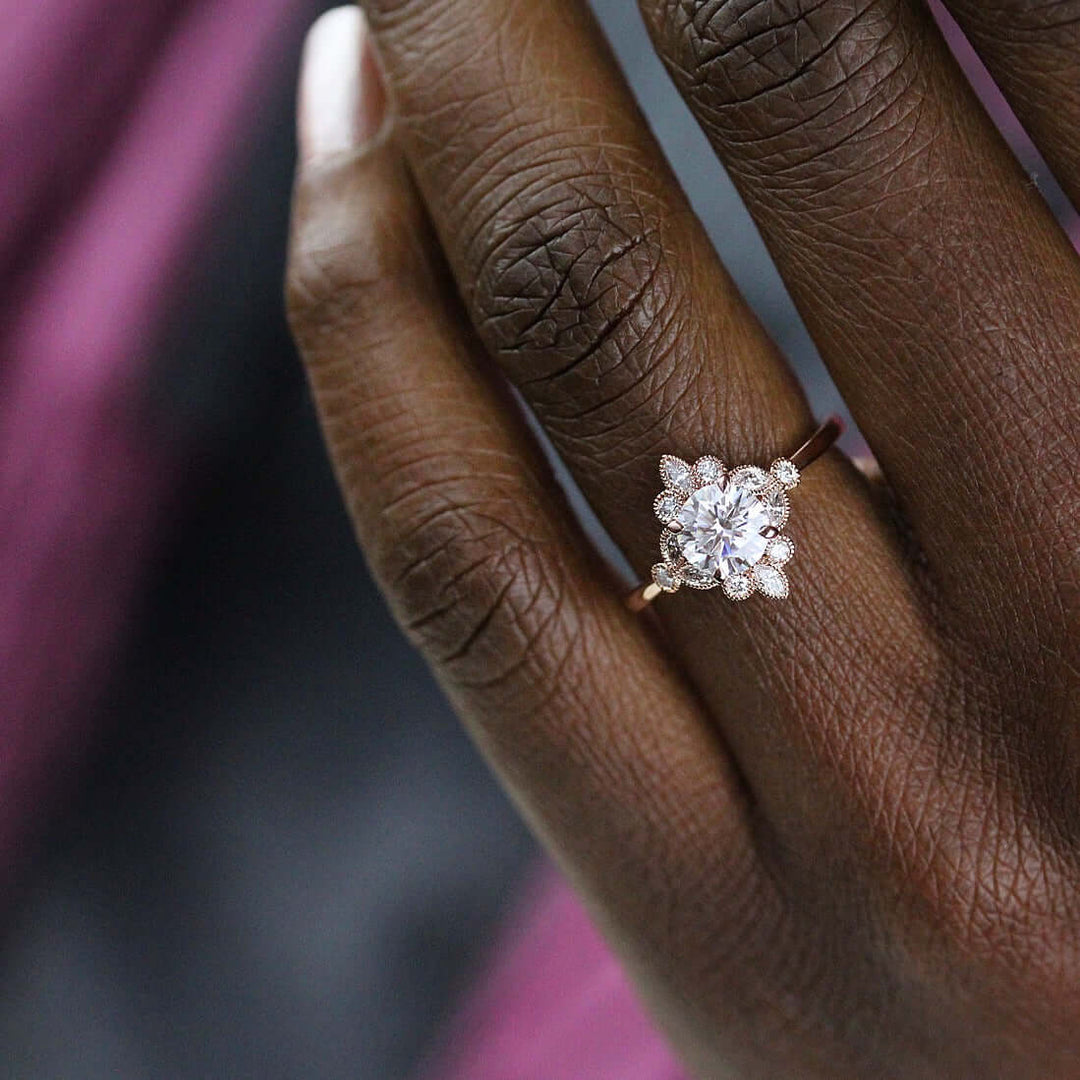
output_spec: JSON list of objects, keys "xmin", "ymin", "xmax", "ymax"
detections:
[{"xmin": 628, "ymin": 417, "xmax": 842, "ymax": 610}]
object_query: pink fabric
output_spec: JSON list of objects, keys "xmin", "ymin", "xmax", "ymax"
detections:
[
  {"xmin": 423, "ymin": 865, "xmax": 688, "ymax": 1080},
  {"xmin": 0, "ymin": 0, "xmax": 311, "ymax": 885}
]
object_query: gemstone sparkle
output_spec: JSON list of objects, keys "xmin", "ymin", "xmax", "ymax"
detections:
[{"xmin": 675, "ymin": 480, "xmax": 771, "ymax": 581}]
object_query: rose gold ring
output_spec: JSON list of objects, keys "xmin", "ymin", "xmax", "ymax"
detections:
[{"xmin": 627, "ymin": 416, "xmax": 843, "ymax": 611}]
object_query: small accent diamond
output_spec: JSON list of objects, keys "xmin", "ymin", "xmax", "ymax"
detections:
[
  {"xmin": 653, "ymin": 491, "xmax": 681, "ymax": 523},
  {"xmin": 693, "ymin": 456, "xmax": 724, "ymax": 484},
  {"xmin": 682, "ymin": 564, "xmax": 719, "ymax": 589},
  {"xmin": 723, "ymin": 573, "xmax": 753, "ymax": 601},
  {"xmin": 729, "ymin": 465, "xmax": 770, "ymax": 491},
  {"xmin": 652, "ymin": 563, "xmax": 680, "ymax": 592},
  {"xmin": 762, "ymin": 487, "xmax": 790, "ymax": 530},
  {"xmin": 660, "ymin": 455, "xmax": 693, "ymax": 492},
  {"xmin": 770, "ymin": 458, "xmax": 800, "ymax": 491},
  {"xmin": 765, "ymin": 536, "xmax": 794, "ymax": 566},
  {"xmin": 752, "ymin": 564, "xmax": 789, "ymax": 599}
]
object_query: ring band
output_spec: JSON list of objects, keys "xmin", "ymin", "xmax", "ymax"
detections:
[{"xmin": 627, "ymin": 416, "xmax": 843, "ymax": 611}]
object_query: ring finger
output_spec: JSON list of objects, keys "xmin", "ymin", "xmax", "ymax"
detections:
[
  {"xmin": 352, "ymin": 0, "xmax": 945, "ymax": 916},
  {"xmin": 354, "ymin": 0, "xmax": 928, "ymax": 735}
]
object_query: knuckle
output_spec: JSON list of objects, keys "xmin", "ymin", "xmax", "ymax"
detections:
[
  {"xmin": 469, "ymin": 170, "xmax": 684, "ymax": 412},
  {"xmin": 373, "ymin": 463, "xmax": 574, "ymax": 693},
  {"xmin": 643, "ymin": 0, "xmax": 919, "ymax": 159}
]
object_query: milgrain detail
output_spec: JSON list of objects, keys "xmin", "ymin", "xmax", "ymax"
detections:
[{"xmin": 378, "ymin": 483, "xmax": 576, "ymax": 689}]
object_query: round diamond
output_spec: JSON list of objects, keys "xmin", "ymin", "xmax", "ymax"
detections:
[
  {"xmin": 765, "ymin": 536, "xmax": 794, "ymax": 566},
  {"xmin": 723, "ymin": 573, "xmax": 753, "ymax": 601},
  {"xmin": 693, "ymin": 456, "xmax": 723, "ymax": 484},
  {"xmin": 653, "ymin": 491, "xmax": 681, "ymax": 523},
  {"xmin": 770, "ymin": 458, "xmax": 800, "ymax": 490},
  {"xmin": 674, "ymin": 480, "xmax": 771, "ymax": 580}
]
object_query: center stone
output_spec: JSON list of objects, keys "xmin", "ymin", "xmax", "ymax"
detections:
[{"xmin": 676, "ymin": 481, "xmax": 770, "ymax": 579}]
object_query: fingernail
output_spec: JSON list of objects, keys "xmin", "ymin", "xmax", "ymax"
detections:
[{"xmin": 298, "ymin": 6, "xmax": 386, "ymax": 162}]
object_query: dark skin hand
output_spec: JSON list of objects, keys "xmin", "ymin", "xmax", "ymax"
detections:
[{"xmin": 287, "ymin": 2, "xmax": 1080, "ymax": 1076}]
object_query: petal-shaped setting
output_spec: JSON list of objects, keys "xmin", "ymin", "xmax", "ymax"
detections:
[
  {"xmin": 762, "ymin": 487, "xmax": 790, "ymax": 530},
  {"xmin": 653, "ymin": 489, "xmax": 683, "ymax": 524},
  {"xmin": 752, "ymin": 563, "xmax": 789, "ymax": 599},
  {"xmin": 722, "ymin": 573, "xmax": 753, "ymax": 601},
  {"xmin": 660, "ymin": 455, "xmax": 693, "ymax": 492},
  {"xmin": 652, "ymin": 563, "xmax": 680, "ymax": 593},
  {"xmin": 765, "ymin": 535, "xmax": 794, "ymax": 566},
  {"xmin": 651, "ymin": 443, "xmax": 814, "ymax": 603},
  {"xmin": 770, "ymin": 458, "xmax": 800, "ymax": 491},
  {"xmin": 728, "ymin": 465, "xmax": 770, "ymax": 491},
  {"xmin": 692, "ymin": 456, "xmax": 724, "ymax": 485}
]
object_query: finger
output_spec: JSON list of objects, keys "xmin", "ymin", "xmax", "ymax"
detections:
[
  {"xmin": 288, "ymin": 12, "xmax": 768, "ymax": 1069},
  {"xmin": 638, "ymin": 0, "xmax": 1080, "ymax": 647},
  {"xmin": 352, "ymin": 0, "xmax": 977, "ymax": 959},
  {"xmin": 352, "ymin": 0, "xmax": 866, "ymax": 575},
  {"xmin": 941, "ymin": 0, "xmax": 1080, "ymax": 212}
]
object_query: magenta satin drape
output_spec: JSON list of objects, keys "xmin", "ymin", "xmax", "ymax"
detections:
[{"xmin": 0, "ymin": 0, "xmax": 310, "ymax": 884}]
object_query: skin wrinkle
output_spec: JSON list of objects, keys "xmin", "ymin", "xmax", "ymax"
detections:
[
  {"xmin": 676, "ymin": 0, "xmax": 901, "ymax": 103},
  {"xmin": 484, "ymin": 212, "xmax": 653, "ymax": 351},
  {"xmin": 370, "ymin": 0, "xmax": 817, "ymax": 468},
  {"xmin": 455, "ymin": 157, "xmax": 696, "ymax": 417},
  {"xmin": 390, "ymin": 500, "xmax": 525, "ymax": 601}
]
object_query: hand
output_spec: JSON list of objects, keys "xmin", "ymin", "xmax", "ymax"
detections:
[{"xmin": 286, "ymin": 4, "xmax": 1080, "ymax": 1076}]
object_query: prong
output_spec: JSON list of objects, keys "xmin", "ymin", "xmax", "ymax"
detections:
[
  {"xmin": 761, "ymin": 526, "xmax": 780, "ymax": 539},
  {"xmin": 667, "ymin": 519, "xmax": 683, "ymax": 533}
]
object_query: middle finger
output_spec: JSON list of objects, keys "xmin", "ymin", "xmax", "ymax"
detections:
[{"xmin": 639, "ymin": 0, "xmax": 1080, "ymax": 647}]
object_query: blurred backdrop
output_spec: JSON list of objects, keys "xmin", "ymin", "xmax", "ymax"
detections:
[{"xmin": 1, "ymin": 2, "xmax": 1064, "ymax": 1078}]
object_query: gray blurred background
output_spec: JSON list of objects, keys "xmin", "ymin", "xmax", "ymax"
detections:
[{"xmin": 0, "ymin": 3, "xmax": 838, "ymax": 1078}]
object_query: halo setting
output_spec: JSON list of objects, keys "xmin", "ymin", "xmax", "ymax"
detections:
[{"xmin": 650, "ymin": 454, "xmax": 800, "ymax": 602}]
